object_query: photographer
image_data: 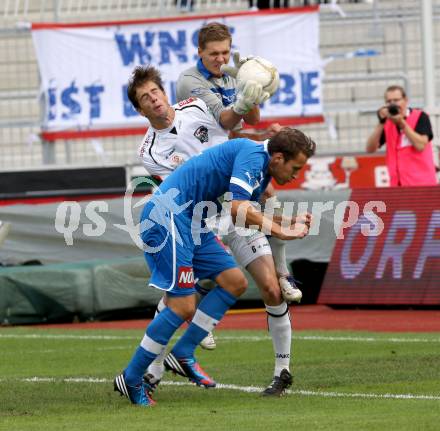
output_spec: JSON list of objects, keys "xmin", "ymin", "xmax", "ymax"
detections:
[{"xmin": 366, "ymin": 85, "xmax": 437, "ymax": 186}]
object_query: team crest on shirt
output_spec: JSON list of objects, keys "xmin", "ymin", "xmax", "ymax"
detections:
[{"xmin": 194, "ymin": 126, "xmax": 209, "ymax": 144}]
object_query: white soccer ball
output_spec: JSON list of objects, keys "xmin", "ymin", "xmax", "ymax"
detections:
[{"xmin": 236, "ymin": 57, "xmax": 280, "ymax": 97}]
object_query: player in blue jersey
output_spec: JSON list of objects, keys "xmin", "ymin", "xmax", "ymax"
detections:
[
  {"xmin": 114, "ymin": 129, "xmax": 315, "ymax": 406},
  {"xmin": 128, "ymin": 64, "xmax": 309, "ymax": 397},
  {"xmin": 176, "ymin": 22, "xmax": 307, "ymax": 395},
  {"xmin": 178, "ymin": 22, "xmax": 304, "ymax": 304}
]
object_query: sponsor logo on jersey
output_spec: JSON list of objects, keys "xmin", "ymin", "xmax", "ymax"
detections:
[
  {"xmin": 245, "ymin": 171, "xmax": 261, "ymax": 189},
  {"xmin": 194, "ymin": 125, "xmax": 209, "ymax": 144},
  {"xmin": 190, "ymin": 88, "xmax": 204, "ymax": 96},
  {"xmin": 178, "ymin": 97, "xmax": 197, "ymax": 107},
  {"xmin": 139, "ymin": 134, "xmax": 153, "ymax": 158},
  {"xmin": 166, "ymin": 150, "xmax": 185, "ymax": 167},
  {"xmin": 170, "ymin": 154, "xmax": 184, "ymax": 166},
  {"xmin": 178, "ymin": 266, "xmax": 195, "ymax": 288}
]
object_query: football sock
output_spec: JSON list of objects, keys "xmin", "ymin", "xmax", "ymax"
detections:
[
  {"xmin": 268, "ymin": 236, "xmax": 290, "ymax": 277},
  {"xmin": 171, "ymin": 286, "xmax": 237, "ymax": 359},
  {"xmin": 124, "ymin": 307, "xmax": 184, "ymax": 386},
  {"xmin": 146, "ymin": 282, "xmax": 211, "ymax": 380},
  {"xmin": 265, "ymin": 302, "xmax": 291, "ymax": 377},
  {"xmin": 146, "ymin": 296, "xmax": 167, "ymax": 381},
  {"xmin": 156, "ymin": 296, "xmax": 166, "ymax": 313}
]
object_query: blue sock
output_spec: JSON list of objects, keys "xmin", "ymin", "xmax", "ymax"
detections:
[
  {"xmin": 172, "ymin": 286, "xmax": 237, "ymax": 359},
  {"xmin": 124, "ymin": 307, "xmax": 184, "ymax": 386}
]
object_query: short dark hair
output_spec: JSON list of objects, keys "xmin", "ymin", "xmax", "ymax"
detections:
[
  {"xmin": 127, "ymin": 66, "xmax": 165, "ymax": 110},
  {"xmin": 384, "ymin": 85, "xmax": 406, "ymax": 99},
  {"xmin": 198, "ymin": 22, "xmax": 232, "ymax": 50},
  {"xmin": 268, "ymin": 128, "xmax": 316, "ymax": 161}
]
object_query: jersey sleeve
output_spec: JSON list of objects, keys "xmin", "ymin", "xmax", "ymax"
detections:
[
  {"xmin": 415, "ymin": 111, "xmax": 434, "ymax": 141},
  {"xmin": 379, "ymin": 130, "xmax": 386, "ymax": 147},
  {"xmin": 229, "ymin": 143, "xmax": 266, "ymax": 201},
  {"xmin": 192, "ymin": 98, "xmax": 229, "ymax": 137},
  {"xmin": 176, "ymin": 72, "xmax": 226, "ymax": 124}
]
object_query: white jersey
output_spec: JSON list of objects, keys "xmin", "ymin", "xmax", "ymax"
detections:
[
  {"xmin": 137, "ymin": 96, "xmax": 269, "ymax": 264},
  {"xmin": 138, "ymin": 97, "xmax": 228, "ymax": 180}
]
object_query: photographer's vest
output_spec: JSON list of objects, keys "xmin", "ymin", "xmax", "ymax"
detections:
[{"xmin": 384, "ymin": 108, "xmax": 437, "ymax": 186}]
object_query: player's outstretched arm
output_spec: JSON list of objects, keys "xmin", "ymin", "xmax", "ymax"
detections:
[
  {"xmin": 219, "ymin": 109, "xmax": 248, "ymax": 131},
  {"xmin": 242, "ymin": 105, "xmax": 260, "ymax": 126},
  {"xmin": 228, "ymin": 123, "xmax": 283, "ymax": 143},
  {"xmin": 230, "ymin": 200, "xmax": 309, "ymax": 241},
  {"xmin": 218, "ymin": 105, "xmax": 260, "ymax": 130}
]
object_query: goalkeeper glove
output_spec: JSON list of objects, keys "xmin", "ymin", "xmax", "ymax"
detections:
[
  {"xmin": 222, "ymin": 53, "xmax": 271, "ymax": 104},
  {"xmin": 220, "ymin": 51, "xmax": 254, "ymax": 78},
  {"xmin": 232, "ymin": 80, "xmax": 263, "ymax": 115},
  {"xmin": 256, "ymin": 89, "xmax": 271, "ymax": 104}
]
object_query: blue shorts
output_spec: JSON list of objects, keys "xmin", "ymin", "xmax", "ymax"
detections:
[{"xmin": 141, "ymin": 204, "xmax": 237, "ymax": 297}]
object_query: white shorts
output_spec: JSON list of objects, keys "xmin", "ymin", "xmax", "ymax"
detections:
[{"xmin": 221, "ymin": 228, "xmax": 272, "ymax": 268}]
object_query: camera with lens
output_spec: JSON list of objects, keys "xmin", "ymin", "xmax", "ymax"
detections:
[{"xmin": 387, "ymin": 104, "xmax": 400, "ymax": 116}]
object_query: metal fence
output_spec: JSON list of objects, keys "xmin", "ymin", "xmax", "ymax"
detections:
[{"xmin": 0, "ymin": 0, "xmax": 439, "ymax": 170}]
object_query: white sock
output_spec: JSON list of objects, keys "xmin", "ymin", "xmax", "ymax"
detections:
[
  {"xmin": 146, "ymin": 360, "xmax": 165, "ymax": 383},
  {"xmin": 146, "ymin": 296, "xmax": 167, "ymax": 381},
  {"xmin": 268, "ymin": 236, "xmax": 289, "ymax": 277},
  {"xmin": 265, "ymin": 302, "xmax": 291, "ymax": 377},
  {"xmin": 156, "ymin": 296, "xmax": 166, "ymax": 314}
]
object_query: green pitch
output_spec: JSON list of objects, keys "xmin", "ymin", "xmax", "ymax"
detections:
[{"xmin": 1, "ymin": 327, "xmax": 439, "ymax": 431}]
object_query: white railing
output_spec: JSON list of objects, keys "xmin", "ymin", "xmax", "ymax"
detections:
[{"xmin": 1, "ymin": 0, "xmax": 439, "ymax": 169}]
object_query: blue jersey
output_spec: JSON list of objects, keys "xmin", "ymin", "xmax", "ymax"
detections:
[
  {"xmin": 142, "ymin": 138, "xmax": 271, "ymax": 294},
  {"xmin": 149, "ymin": 138, "xmax": 272, "ymax": 215}
]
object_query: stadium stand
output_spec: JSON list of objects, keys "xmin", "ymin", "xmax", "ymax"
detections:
[{"xmin": 0, "ymin": 0, "xmax": 439, "ymax": 169}]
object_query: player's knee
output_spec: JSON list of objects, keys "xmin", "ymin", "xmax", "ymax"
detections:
[
  {"xmin": 228, "ymin": 273, "xmax": 248, "ymax": 297},
  {"xmin": 263, "ymin": 287, "xmax": 282, "ymax": 305},
  {"xmin": 166, "ymin": 296, "xmax": 197, "ymax": 320},
  {"xmin": 217, "ymin": 268, "xmax": 248, "ymax": 297},
  {"xmin": 257, "ymin": 273, "xmax": 279, "ymax": 294},
  {"xmin": 258, "ymin": 277, "xmax": 282, "ymax": 304},
  {"xmin": 179, "ymin": 305, "xmax": 196, "ymax": 321},
  {"xmin": 170, "ymin": 304, "xmax": 195, "ymax": 321}
]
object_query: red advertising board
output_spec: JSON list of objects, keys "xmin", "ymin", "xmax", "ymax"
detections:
[
  {"xmin": 318, "ymin": 187, "xmax": 440, "ymax": 305},
  {"xmin": 273, "ymin": 154, "xmax": 390, "ymax": 190}
]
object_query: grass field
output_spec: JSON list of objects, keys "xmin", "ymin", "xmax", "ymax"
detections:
[{"xmin": 1, "ymin": 327, "xmax": 440, "ymax": 431}]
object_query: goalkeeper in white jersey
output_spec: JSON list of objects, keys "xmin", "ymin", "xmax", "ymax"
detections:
[{"xmin": 129, "ymin": 65, "xmax": 309, "ymax": 396}]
